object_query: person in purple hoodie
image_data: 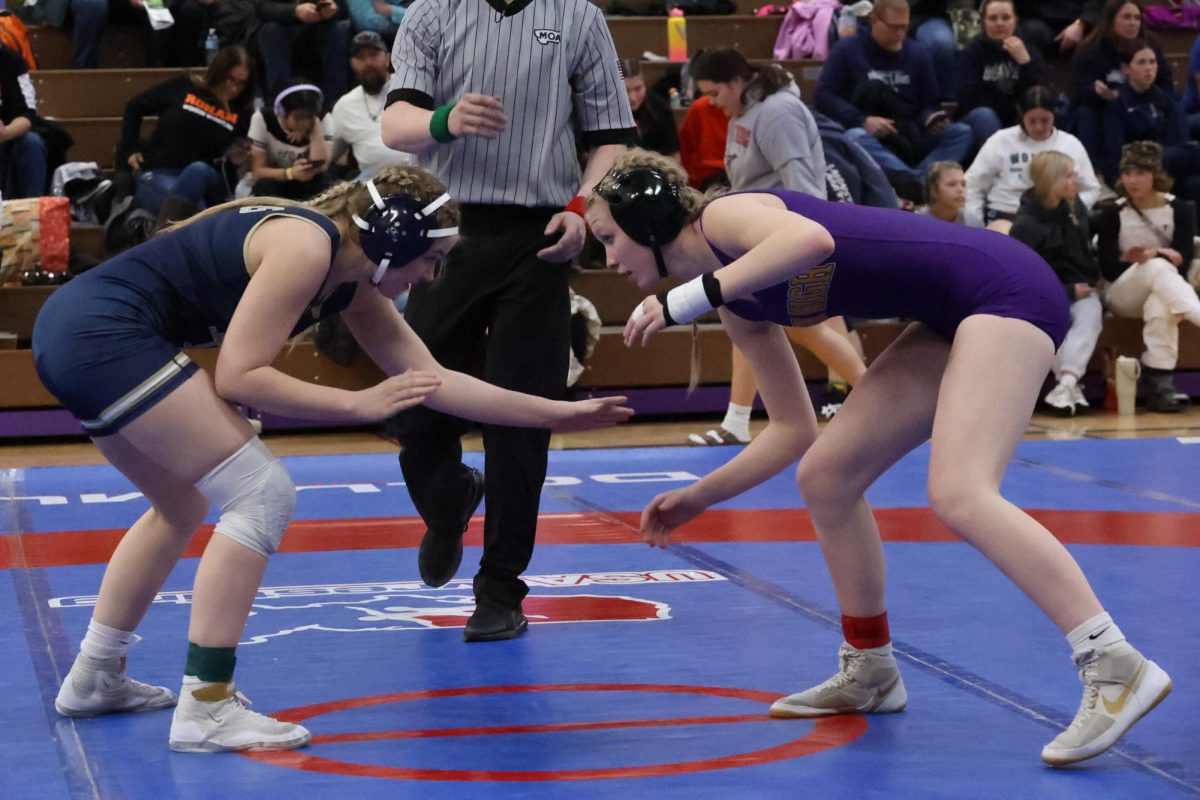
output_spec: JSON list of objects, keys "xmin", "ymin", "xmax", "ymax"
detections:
[
  {"xmin": 585, "ymin": 147, "xmax": 1173, "ymax": 769},
  {"xmin": 814, "ymin": 0, "xmax": 971, "ymax": 201}
]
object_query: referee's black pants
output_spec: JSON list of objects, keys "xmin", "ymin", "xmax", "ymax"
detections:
[{"xmin": 387, "ymin": 204, "xmax": 571, "ymax": 610}]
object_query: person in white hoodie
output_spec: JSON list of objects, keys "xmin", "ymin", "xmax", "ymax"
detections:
[
  {"xmin": 965, "ymin": 85, "xmax": 1101, "ymax": 229},
  {"xmin": 687, "ymin": 49, "xmax": 866, "ymax": 445}
]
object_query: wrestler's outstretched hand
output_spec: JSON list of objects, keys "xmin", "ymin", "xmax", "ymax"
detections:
[{"xmin": 641, "ymin": 487, "xmax": 706, "ymax": 548}]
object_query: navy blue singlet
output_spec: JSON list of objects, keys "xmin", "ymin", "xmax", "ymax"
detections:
[{"xmin": 33, "ymin": 205, "xmax": 351, "ymax": 436}]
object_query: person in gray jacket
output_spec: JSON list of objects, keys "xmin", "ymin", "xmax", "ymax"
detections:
[
  {"xmin": 687, "ymin": 49, "xmax": 866, "ymax": 445},
  {"xmin": 693, "ymin": 49, "xmax": 826, "ymax": 196}
]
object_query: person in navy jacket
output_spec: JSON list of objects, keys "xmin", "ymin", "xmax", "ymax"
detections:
[{"xmin": 814, "ymin": 0, "xmax": 971, "ymax": 201}]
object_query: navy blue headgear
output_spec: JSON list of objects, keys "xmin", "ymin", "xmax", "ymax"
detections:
[
  {"xmin": 595, "ymin": 167, "xmax": 688, "ymax": 278},
  {"xmin": 352, "ymin": 180, "xmax": 459, "ymax": 286}
]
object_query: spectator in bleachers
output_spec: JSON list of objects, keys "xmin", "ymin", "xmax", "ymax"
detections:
[
  {"xmin": 347, "ymin": 0, "xmax": 407, "ymax": 39},
  {"xmin": 965, "ymin": 85, "xmax": 1101, "ymax": 227},
  {"xmin": 248, "ymin": 82, "xmax": 333, "ymax": 199},
  {"xmin": 1096, "ymin": 140, "xmax": 1199, "ymax": 412},
  {"xmin": 212, "ymin": 0, "xmax": 257, "ymax": 50},
  {"xmin": 0, "ymin": 44, "xmax": 47, "ymax": 198},
  {"xmin": 1099, "ymin": 42, "xmax": 1200, "ymax": 199},
  {"xmin": 1014, "ymin": 0, "xmax": 1103, "ymax": 57},
  {"xmin": 58, "ymin": 0, "xmax": 209, "ymax": 68},
  {"xmin": 908, "ymin": 1, "xmax": 963, "ymax": 95},
  {"xmin": 1069, "ymin": 0, "xmax": 1174, "ymax": 172},
  {"xmin": 620, "ymin": 59, "xmax": 679, "ymax": 160},
  {"xmin": 694, "ymin": 50, "xmax": 825, "ymax": 195},
  {"xmin": 956, "ymin": 0, "xmax": 1046, "ymax": 148},
  {"xmin": 329, "ymin": 31, "xmax": 414, "ymax": 180},
  {"xmin": 688, "ymin": 49, "xmax": 866, "ymax": 443},
  {"xmin": 1010, "ymin": 151, "xmax": 1103, "ymax": 415},
  {"xmin": 256, "ymin": 0, "xmax": 351, "ymax": 112},
  {"xmin": 119, "ymin": 45, "xmax": 253, "ymax": 218},
  {"xmin": 918, "ymin": 160, "xmax": 967, "ymax": 222},
  {"xmin": 678, "ymin": 95, "xmax": 729, "ymax": 190},
  {"xmin": 815, "ymin": 0, "xmax": 972, "ymax": 203}
]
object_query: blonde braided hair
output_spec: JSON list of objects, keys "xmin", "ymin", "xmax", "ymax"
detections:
[{"xmin": 164, "ymin": 165, "xmax": 460, "ymax": 240}]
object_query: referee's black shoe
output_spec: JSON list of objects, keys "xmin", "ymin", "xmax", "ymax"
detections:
[
  {"xmin": 417, "ymin": 467, "xmax": 485, "ymax": 588},
  {"xmin": 463, "ymin": 600, "xmax": 528, "ymax": 642}
]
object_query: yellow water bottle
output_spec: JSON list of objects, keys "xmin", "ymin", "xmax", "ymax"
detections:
[{"xmin": 667, "ymin": 8, "xmax": 687, "ymax": 63}]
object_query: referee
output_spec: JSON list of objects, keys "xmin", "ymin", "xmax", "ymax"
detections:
[{"xmin": 382, "ymin": 0, "xmax": 634, "ymax": 641}]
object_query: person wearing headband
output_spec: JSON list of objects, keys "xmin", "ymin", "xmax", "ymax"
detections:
[
  {"xmin": 32, "ymin": 165, "xmax": 632, "ymax": 755},
  {"xmin": 249, "ymin": 83, "xmax": 333, "ymax": 200},
  {"xmin": 587, "ymin": 147, "xmax": 1171, "ymax": 768}
]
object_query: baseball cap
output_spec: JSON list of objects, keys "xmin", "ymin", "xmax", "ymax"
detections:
[{"xmin": 351, "ymin": 30, "xmax": 387, "ymax": 56}]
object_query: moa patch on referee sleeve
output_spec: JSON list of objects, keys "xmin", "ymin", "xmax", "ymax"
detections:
[{"xmin": 534, "ymin": 29, "xmax": 561, "ymax": 45}]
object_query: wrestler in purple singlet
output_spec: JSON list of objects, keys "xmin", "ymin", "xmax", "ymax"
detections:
[{"xmin": 707, "ymin": 189, "xmax": 1070, "ymax": 347}]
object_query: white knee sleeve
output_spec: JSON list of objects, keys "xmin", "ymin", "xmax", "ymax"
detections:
[{"xmin": 196, "ymin": 437, "xmax": 296, "ymax": 557}]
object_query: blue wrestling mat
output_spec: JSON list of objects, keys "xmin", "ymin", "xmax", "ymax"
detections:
[{"xmin": 2, "ymin": 437, "xmax": 1198, "ymax": 798}]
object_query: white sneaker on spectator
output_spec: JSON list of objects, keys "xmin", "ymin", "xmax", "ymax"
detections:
[
  {"xmin": 1068, "ymin": 384, "xmax": 1089, "ymax": 409},
  {"xmin": 1043, "ymin": 382, "xmax": 1076, "ymax": 415}
]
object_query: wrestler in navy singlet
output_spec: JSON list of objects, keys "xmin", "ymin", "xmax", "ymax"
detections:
[
  {"xmin": 712, "ymin": 189, "xmax": 1070, "ymax": 347},
  {"xmin": 33, "ymin": 205, "xmax": 350, "ymax": 436}
]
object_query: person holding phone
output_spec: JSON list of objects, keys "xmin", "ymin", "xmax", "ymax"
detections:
[{"xmin": 248, "ymin": 82, "xmax": 334, "ymax": 200}]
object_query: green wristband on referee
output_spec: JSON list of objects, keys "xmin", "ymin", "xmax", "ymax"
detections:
[{"xmin": 429, "ymin": 103, "xmax": 457, "ymax": 144}]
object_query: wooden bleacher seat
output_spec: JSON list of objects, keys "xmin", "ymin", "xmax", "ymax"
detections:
[
  {"xmin": 606, "ymin": 15, "xmax": 781, "ymax": 60},
  {"xmin": 589, "ymin": 0, "xmax": 766, "ymax": 15},
  {"xmin": 32, "ymin": 68, "xmax": 203, "ymax": 118},
  {"xmin": 55, "ymin": 116, "xmax": 156, "ymax": 169},
  {"xmin": 26, "ymin": 23, "xmax": 147, "ymax": 70},
  {"xmin": 34, "ymin": 68, "xmax": 202, "ymax": 167}
]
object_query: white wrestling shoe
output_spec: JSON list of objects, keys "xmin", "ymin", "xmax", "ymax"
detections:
[
  {"xmin": 55, "ymin": 653, "xmax": 177, "ymax": 717},
  {"xmin": 1042, "ymin": 641, "xmax": 1172, "ymax": 766},
  {"xmin": 770, "ymin": 642, "xmax": 907, "ymax": 718},
  {"xmin": 168, "ymin": 681, "xmax": 311, "ymax": 753}
]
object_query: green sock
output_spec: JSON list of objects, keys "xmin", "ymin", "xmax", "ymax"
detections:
[{"xmin": 184, "ymin": 642, "xmax": 237, "ymax": 683}]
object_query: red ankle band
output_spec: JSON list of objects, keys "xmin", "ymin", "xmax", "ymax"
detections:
[{"xmin": 842, "ymin": 612, "xmax": 890, "ymax": 650}]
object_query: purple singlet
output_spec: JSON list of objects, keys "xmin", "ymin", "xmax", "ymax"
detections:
[{"xmin": 711, "ymin": 190, "xmax": 1069, "ymax": 346}]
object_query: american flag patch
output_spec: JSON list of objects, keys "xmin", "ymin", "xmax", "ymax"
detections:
[{"xmin": 616, "ymin": 58, "xmax": 624, "ymax": 79}]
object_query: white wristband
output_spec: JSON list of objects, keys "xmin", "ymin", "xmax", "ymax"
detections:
[{"xmin": 664, "ymin": 275, "xmax": 715, "ymax": 325}]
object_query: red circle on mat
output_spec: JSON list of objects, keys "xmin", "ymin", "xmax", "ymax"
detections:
[{"xmin": 241, "ymin": 683, "xmax": 868, "ymax": 781}]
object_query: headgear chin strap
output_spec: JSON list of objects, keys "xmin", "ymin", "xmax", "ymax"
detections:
[
  {"xmin": 595, "ymin": 167, "xmax": 689, "ymax": 278},
  {"xmin": 351, "ymin": 180, "xmax": 459, "ymax": 286}
]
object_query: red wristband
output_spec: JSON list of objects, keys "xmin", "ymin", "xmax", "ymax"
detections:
[{"xmin": 564, "ymin": 195, "xmax": 587, "ymax": 219}]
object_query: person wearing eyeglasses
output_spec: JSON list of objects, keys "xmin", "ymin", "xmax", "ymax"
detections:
[
  {"xmin": 118, "ymin": 45, "xmax": 254, "ymax": 223},
  {"xmin": 815, "ymin": 0, "xmax": 973, "ymax": 203}
]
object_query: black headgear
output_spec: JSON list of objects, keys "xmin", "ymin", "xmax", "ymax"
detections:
[
  {"xmin": 352, "ymin": 180, "xmax": 459, "ymax": 285},
  {"xmin": 596, "ymin": 167, "xmax": 688, "ymax": 277}
]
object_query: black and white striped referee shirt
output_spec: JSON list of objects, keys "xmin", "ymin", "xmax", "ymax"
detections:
[{"xmin": 386, "ymin": 0, "xmax": 636, "ymax": 207}]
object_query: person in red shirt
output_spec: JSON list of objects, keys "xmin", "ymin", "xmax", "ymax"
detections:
[{"xmin": 678, "ymin": 95, "xmax": 729, "ymax": 190}]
